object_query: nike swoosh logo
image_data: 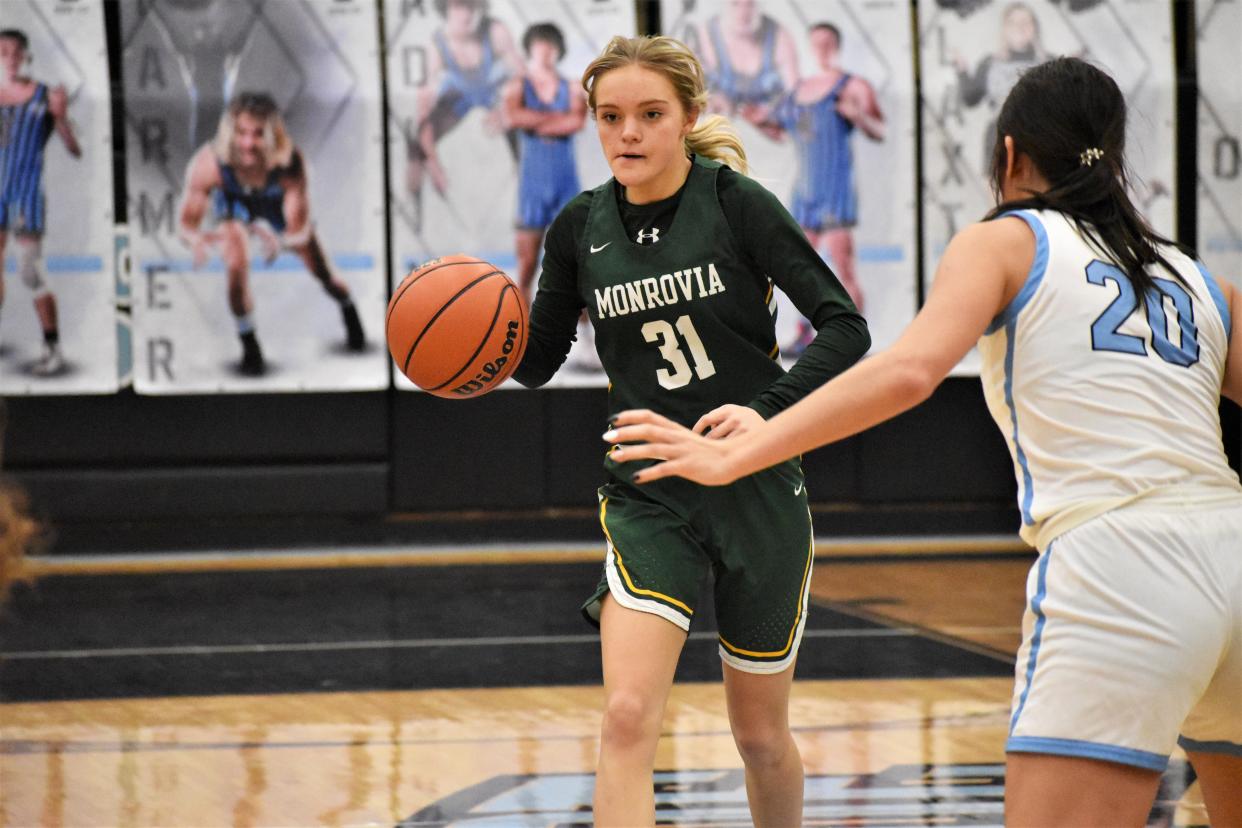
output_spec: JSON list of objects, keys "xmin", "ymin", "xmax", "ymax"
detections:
[
  {"xmin": 590, "ymin": 242, "xmax": 612, "ymax": 253},
  {"xmin": 794, "ymin": 482, "xmax": 804, "ymax": 495}
]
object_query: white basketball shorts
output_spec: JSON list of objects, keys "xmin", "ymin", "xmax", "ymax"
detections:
[{"xmin": 1006, "ymin": 499, "xmax": 1242, "ymax": 771}]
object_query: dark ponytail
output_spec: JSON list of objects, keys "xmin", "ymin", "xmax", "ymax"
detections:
[{"xmin": 983, "ymin": 57, "xmax": 1189, "ymax": 299}]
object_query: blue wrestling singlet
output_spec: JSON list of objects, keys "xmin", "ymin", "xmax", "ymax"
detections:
[
  {"xmin": 706, "ymin": 16, "xmax": 784, "ymax": 106},
  {"xmin": 433, "ymin": 24, "xmax": 510, "ymax": 117},
  {"xmin": 779, "ymin": 75, "xmax": 857, "ymax": 230},
  {"xmin": 516, "ymin": 76, "xmax": 580, "ymax": 231},
  {"xmin": 212, "ymin": 155, "xmax": 293, "ymax": 232},
  {"xmin": 0, "ymin": 83, "xmax": 53, "ymax": 234}
]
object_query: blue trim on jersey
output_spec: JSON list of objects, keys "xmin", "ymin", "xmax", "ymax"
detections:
[
  {"xmin": 1006, "ymin": 736, "xmax": 1168, "ymax": 772},
  {"xmin": 1004, "ymin": 318, "xmax": 1037, "ymax": 525},
  {"xmin": 986, "ymin": 210, "xmax": 1049, "ymax": 335},
  {"xmin": 1178, "ymin": 736, "xmax": 1242, "ymax": 758},
  {"xmin": 1196, "ymin": 262, "xmax": 1233, "ymax": 346},
  {"xmin": 1009, "ymin": 544, "xmax": 1052, "ymax": 735}
]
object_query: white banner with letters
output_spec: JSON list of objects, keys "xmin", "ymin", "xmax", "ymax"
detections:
[
  {"xmin": 384, "ymin": 0, "xmax": 637, "ymax": 389},
  {"xmin": 123, "ymin": 0, "xmax": 389, "ymax": 393},
  {"xmin": 661, "ymin": 0, "xmax": 918, "ymax": 357},
  {"xmin": 919, "ymin": 0, "xmax": 1175, "ymax": 374},
  {"xmin": 1197, "ymin": 0, "xmax": 1242, "ymax": 288},
  {"xmin": 0, "ymin": 0, "xmax": 116, "ymax": 394}
]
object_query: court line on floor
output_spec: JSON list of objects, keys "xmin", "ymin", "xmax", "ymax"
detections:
[
  {"xmin": 22, "ymin": 536, "xmax": 1033, "ymax": 576},
  {"xmin": 1, "ymin": 626, "xmax": 1021, "ymax": 661},
  {"xmin": 0, "ymin": 710, "xmax": 1015, "ymax": 756}
]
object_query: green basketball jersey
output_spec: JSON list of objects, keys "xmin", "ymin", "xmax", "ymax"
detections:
[{"xmin": 580, "ymin": 156, "xmax": 786, "ymax": 427}]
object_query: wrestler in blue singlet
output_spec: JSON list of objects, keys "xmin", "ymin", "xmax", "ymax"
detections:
[
  {"xmin": 516, "ymin": 76, "xmax": 580, "ymax": 231},
  {"xmin": 433, "ymin": 23, "xmax": 510, "ymax": 118},
  {"xmin": 0, "ymin": 83, "xmax": 53, "ymax": 234},
  {"xmin": 212, "ymin": 153, "xmax": 300, "ymax": 232},
  {"xmin": 706, "ymin": 16, "xmax": 784, "ymax": 106},
  {"xmin": 778, "ymin": 75, "xmax": 857, "ymax": 230}
]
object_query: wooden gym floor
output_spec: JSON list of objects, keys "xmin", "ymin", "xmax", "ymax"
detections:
[{"xmin": 0, "ymin": 538, "xmax": 1209, "ymax": 826}]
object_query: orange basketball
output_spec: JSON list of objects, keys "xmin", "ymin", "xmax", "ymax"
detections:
[{"xmin": 386, "ymin": 255, "xmax": 528, "ymax": 398}]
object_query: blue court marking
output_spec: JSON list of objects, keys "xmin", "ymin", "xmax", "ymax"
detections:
[
  {"xmin": 4, "ymin": 255, "xmax": 105, "ymax": 273},
  {"xmin": 139, "ymin": 253, "xmax": 374, "ymax": 273},
  {"xmin": 858, "ymin": 245, "xmax": 905, "ymax": 263},
  {"xmin": 1007, "ymin": 736, "xmax": 1168, "ymax": 772}
]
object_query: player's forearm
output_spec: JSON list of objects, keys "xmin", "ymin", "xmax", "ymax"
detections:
[
  {"xmin": 536, "ymin": 114, "xmax": 585, "ymax": 136},
  {"xmin": 418, "ymin": 122, "xmax": 439, "ymax": 161},
  {"xmin": 729, "ymin": 348, "xmax": 939, "ymax": 478},
  {"xmin": 56, "ymin": 121, "xmax": 82, "ymax": 157},
  {"xmin": 177, "ymin": 215, "xmax": 205, "ymax": 246},
  {"xmin": 503, "ymin": 104, "xmax": 542, "ymax": 129},
  {"xmin": 750, "ymin": 312, "xmax": 869, "ymax": 417}
]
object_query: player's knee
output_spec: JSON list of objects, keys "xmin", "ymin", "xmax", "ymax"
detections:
[
  {"xmin": 17, "ymin": 242, "xmax": 46, "ymax": 293},
  {"xmin": 731, "ymin": 721, "xmax": 792, "ymax": 770},
  {"xmin": 599, "ymin": 692, "xmax": 660, "ymax": 751}
]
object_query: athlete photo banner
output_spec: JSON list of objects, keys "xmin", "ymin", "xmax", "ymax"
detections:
[
  {"xmin": 1197, "ymin": 0, "xmax": 1241, "ymax": 289},
  {"xmin": 385, "ymin": 0, "xmax": 637, "ymax": 390},
  {"xmin": 660, "ymin": 0, "xmax": 917, "ymax": 357},
  {"xmin": 0, "ymin": 0, "xmax": 116, "ymax": 395},
  {"xmin": 122, "ymin": 0, "xmax": 388, "ymax": 394},
  {"xmin": 919, "ymin": 0, "xmax": 1175, "ymax": 374}
]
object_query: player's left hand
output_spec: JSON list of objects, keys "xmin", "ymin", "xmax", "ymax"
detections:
[
  {"xmin": 603, "ymin": 409, "xmax": 743, "ymax": 487},
  {"xmin": 692, "ymin": 403, "xmax": 764, "ymax": 439}
]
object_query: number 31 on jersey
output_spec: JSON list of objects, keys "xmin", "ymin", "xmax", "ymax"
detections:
[{"xmin": 642, "ymin": 315, "xmax": 717, "ymax": 389}]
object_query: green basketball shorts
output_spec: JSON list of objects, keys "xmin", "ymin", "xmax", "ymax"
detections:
[{"xmin": 582, "ymin": 459, "xmax": 814, "ymax": 674}]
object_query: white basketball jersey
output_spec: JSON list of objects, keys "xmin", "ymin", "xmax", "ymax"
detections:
[{"xmin": 978, "ymin": 209, "xmax": 1241, "ymax": 549}]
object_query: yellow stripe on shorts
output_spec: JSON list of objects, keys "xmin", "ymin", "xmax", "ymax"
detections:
[
  {"xmin": 718, "ymin": 534, "xmax": 814, "ymax": 659},
  {"xmin": 598, "ymin": 497, "xmax": 694, "ymax": 617}
]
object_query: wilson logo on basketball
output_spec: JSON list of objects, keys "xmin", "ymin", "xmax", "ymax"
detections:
[
  {"xmin": 451, "ymin": 320, "xmax": 521, "ymax": 397},
  {"xmin": 385, "ymin": 254, "xmax": 528, "ymax": 399}
]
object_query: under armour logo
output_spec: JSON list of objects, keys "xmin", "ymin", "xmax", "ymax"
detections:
[{"xmin": 636, "ymin": 227, "xmax": 661, "ymax": 244}]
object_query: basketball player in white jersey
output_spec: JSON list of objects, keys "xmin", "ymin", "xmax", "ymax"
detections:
[{"xmin": 605, "ymin": 57, "xmax": 1242, "ymax": 825}]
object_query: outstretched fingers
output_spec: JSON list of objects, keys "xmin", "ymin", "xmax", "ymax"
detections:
[{"xmin": 602, "ymin": 409, "xmax": 736, "ymax": 485}]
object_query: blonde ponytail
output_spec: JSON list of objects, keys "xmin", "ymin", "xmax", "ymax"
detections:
[
  {"xmin": 582, "ymin": 35, "xmax": 749, "ymax": 175},
  {"xmin": 686, "ymin": 114, "xmax": 748, "ymax": 175}
]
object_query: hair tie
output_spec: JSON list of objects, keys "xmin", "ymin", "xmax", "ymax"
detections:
[{"xmin": 1079, "ymin": 147, "xmax": 1104, "ymax": 167}]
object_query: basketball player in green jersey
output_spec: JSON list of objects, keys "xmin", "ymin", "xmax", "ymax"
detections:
[{"xmin": 512, "ymin": 35, "xmax": 869, "ymax": 827}]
